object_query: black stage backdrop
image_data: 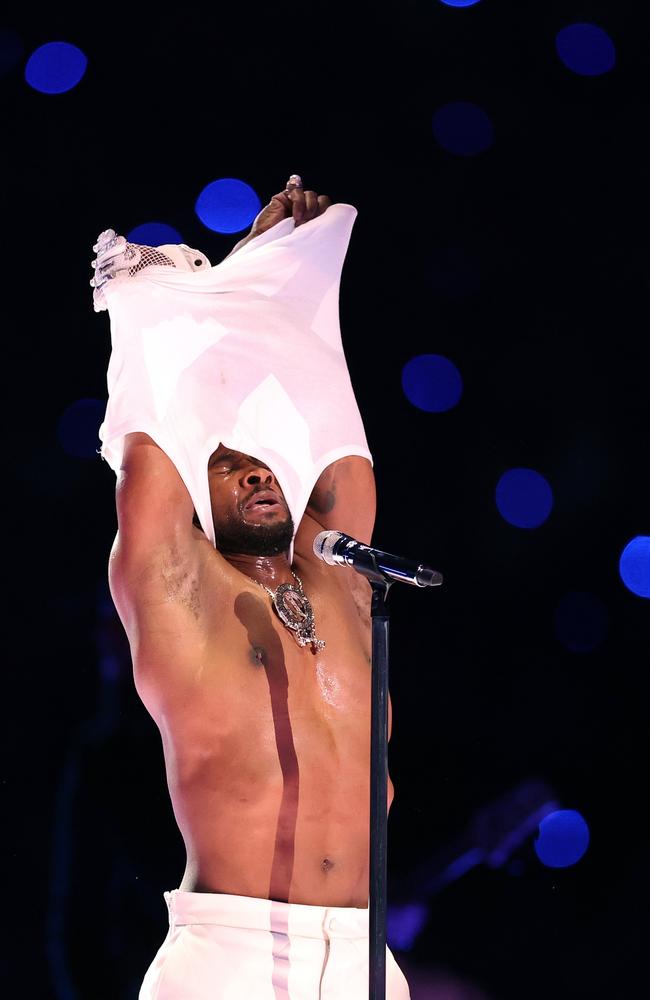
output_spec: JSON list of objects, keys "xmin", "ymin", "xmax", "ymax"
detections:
[{"xmin": 2, "ymin": 3, "xmax": 647, "ymax": 998}]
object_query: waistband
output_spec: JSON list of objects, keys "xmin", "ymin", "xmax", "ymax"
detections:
[{"xmin": 164, "ymin": 889, "xmax": 370, "ymax": 939}]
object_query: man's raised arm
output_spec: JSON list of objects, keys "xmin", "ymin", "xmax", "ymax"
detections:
[
  {"xmin": 304, "ymin": 458, "xmax": 377, "ymax": 547},
  {"xmin": 108, "ymin": 432, "xmax": 201, "ymax": 642}
]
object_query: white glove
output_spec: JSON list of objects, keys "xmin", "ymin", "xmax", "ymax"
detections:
[
  {"xmin": 90, "ymin": 229, "xmax": 141, "ymax": 312},
  {"xmin": 90, "ymin": 229, "xmax": 211, "ymax": 313}
]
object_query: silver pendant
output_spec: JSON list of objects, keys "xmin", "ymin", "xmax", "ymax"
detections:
[{"xmin": 267, "ymin": 579, "xmax": 325, "ymax": 652}]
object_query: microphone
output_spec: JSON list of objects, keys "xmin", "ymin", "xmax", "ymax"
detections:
[{"xmin": 313, "ymin": 530, "xmax": 443, "ymax": 588}]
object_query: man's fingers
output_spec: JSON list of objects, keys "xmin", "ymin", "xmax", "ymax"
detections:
[
  {"xmin": 92, "ymin": 229, "xmax": 118, "ymax": 254},
  {"xmin": 94, "ymin": 244, "xmax": 127, "ymax": 269},
  {"xmin": 289, "ymin": 189, "xmax": 331, "ymax": 225},
  {"xmin": 95, "ymin": 252, "xmax": 130, "ymax": 276},
  {"xmin": 304, "ymin": 190, "xmax": 319, "ymax": 219},
  {"xmin": 317, "ymin": 195, "xmax": 332, "ymax": 216},
  {"xmin": 275, "ymin": 187, "xmax": 332, "ymax": 226},
  {"xmin": 270, "ymin": 192, "xmax": 292, "ymax": 212},
  {"xmin": 93, "ymin": 233, "xmax": 125, "ymax": 258},
  {"xmin": 286, "ymin": 187, "xmax": 306, "ymax": 222}
]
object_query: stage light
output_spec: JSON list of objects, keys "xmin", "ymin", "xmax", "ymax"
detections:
[
  {"xmin": 439, "ymin": 0, "xmax": 482, "ymax": 6},
  {"xmin": 553, "ymin": 591, "xmax": 609, "ymax": 653},
  {"xmin": 386, "ymin": 902, "xmax": 429, "ymax": 951},
  {"xmin": 619, "ymin": 536, "xmax": 650, "ymax": 599},
  {"xmin": 401, "ymin": 354, "xmax": 463, "ymax": 412},
  {"xmin": 534, "ymin": 810, "xmax": 590, "ymax": 868},
  {"xmin": 432, "ymin": 101, "xmax": 494, "ymax": 157},
  {"xmin": 24, "ymin": 41, "xmax": 87, "ymax": 94},
  {"xmin": 126, "ymin": 222, "xmax": 184, "ymax": 247},
  {"xmin": 195, "ymin": 178, "xmax": 261, "ymax": 234},
  {"xmin": 0, "ymin": 29, "xmax": 24, "ymax": 77},
  {"xmin": 495, "ymin": 468, "xmax": 553, "ymax": 529},
  {"xmin": 555, "ymin": 23, "xmax": 616, "ymax": 77},
  {"xmin": 56, "ymin": 399, "xmax": 106, "ymax": 459}
]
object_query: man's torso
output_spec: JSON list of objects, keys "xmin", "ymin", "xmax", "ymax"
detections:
[{"xmin": 113, "ymin": 510, "xmax": 392, "ymax": 908}]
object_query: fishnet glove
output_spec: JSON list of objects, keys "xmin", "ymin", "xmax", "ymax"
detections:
[{"xmin": 90, "ymin": 229, "xmax": 210, "ymax": 312}]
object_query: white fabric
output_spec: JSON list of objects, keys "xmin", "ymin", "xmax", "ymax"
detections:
[
  {"xmin": 138, "ymin": 889, "xmax": 411, "ymax": 999},
  {"xmin": 98, "ymin": 204, "xmax": 372, "ymax": 551}
]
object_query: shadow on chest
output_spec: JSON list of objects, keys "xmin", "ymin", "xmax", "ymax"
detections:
[
  {"xmin": 234, "ymin": 590, "xmax": 368, "ymax": 718},
  {"xmin": 235, "ymin": 589, "xmax": 300, "ymax": 673}
]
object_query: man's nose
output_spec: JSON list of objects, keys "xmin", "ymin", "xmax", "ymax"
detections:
[{"xmin": 243, "ymin": 465, "xmax": 274, "ymax": 487}]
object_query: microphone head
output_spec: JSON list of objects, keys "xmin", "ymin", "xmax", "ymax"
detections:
[
  {"xmin": 417, "ymin": 567, "xmax": 444, "ymax": 588},
  {"xmin": 313, "ymin": 529, "xmax": 343, "ymax": 565}
]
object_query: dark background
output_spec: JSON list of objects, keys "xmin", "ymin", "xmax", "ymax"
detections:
[{"xmin": 3, "ymin": 2, "xmax": 648, "ymax": 997}]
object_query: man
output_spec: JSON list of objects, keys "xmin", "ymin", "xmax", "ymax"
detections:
[{"xmin": 95, "ymin": 180, "xmax": 410, "ymax": 998}]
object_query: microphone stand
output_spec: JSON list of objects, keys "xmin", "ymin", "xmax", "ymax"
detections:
[
  {"xmin": 364, "ymin": 561, "xmax": 441, "ymax": 999},
  {"xmin": 314, "ymin": 531, "xmax": 442, "ymax": 1000},
  {"xmin": 369, "ymin": 579, "xmax": 391, "ymax": 1000}
]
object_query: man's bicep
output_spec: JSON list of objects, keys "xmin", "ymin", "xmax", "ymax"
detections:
[
  {"xmin": 116, "ymin": 432, "xmax": 196, "ymax": 556},
  {"xmin": 305, "ymin": 456, "xmax": 376, "ymax": 544}
]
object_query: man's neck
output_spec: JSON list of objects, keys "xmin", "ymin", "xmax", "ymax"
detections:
[{"xmin": 224, "ymin": 551, "xmax": 294, "ymax": 591}]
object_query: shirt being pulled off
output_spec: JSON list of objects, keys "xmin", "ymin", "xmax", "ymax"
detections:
[{"xmin": 97, "ymin": 203, "xmax": 372, "ymax": 551}]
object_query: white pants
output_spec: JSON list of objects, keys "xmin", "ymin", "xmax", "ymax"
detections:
[{"xmin": 139, "ymin": 889, "xmax": 411, "ymax": 999}]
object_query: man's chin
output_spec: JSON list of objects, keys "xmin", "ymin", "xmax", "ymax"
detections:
[{"xmin": 214, "ymin": 515, "xmax": 295, "ymax": 557}]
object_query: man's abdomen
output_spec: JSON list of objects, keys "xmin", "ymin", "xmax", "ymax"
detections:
[{"xmin": 170, "ymin": 728, "xmax": 381, "ymax": 907}]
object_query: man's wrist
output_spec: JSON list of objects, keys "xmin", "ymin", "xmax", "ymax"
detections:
[{"xmin": 225, "ymin": 231, "xmax": 257, "ymax": 259}]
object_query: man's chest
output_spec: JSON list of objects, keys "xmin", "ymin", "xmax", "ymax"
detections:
[
  {"xmin": 207, "ymin": 585, "xmax": 370, "ymax": 719},
  {"xmin": 151, "ymin": 577, "xmax": 369, "ymax": 757},
  {"xmin": 152, "ymin": 610, "xmax": 372, "ymax": 801}
]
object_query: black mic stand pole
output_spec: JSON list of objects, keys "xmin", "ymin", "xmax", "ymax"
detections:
[
  {"xmin": 323, "ymin": 538, "xmax": 442, "ymax": 999},
  {"xmin": 369, "ymin": 578, "xmax": 391, "ymax": 1000}
]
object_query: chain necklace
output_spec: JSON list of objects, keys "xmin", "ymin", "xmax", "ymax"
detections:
[{"xmin": 256, "ymin": 571, "xmax": 325, "ymax": 652}]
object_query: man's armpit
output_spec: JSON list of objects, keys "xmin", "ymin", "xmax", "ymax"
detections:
[
  {"xmin": 160, "ymin": 545, "xmax": 202, "ymax": 621},
  {"xmin": 307, "ymin": 478, "xmax": 337, "ymax": 514}
]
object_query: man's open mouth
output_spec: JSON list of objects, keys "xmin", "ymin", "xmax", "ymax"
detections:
[{"xmin": 244, "ymin": 490, "xmax": 282, "ymax": 511}]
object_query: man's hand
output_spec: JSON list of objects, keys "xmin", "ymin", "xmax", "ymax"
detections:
[
  {"xmin": 224, "ymin": 182, "xmax": 332, "ymax": 259},
  {"xmin": 248, "ymin": 185, "xmax": 332, "ymax": 239},
  {"xmin": 89, "ymin": 229, "xmax": 136, "ymax": 311}
]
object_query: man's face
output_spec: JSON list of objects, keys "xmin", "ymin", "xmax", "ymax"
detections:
[{"xmin": 207, "ymin": 444, "xmax": 294, "ymax": 556}]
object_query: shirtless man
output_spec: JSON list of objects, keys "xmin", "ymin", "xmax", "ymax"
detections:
[{"xmin": 101, "ymin": 185, "xmax": 410, "ymax": 998}]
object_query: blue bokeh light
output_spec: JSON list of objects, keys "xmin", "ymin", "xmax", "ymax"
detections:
[
  {"xmin": 402, "ymin": 354, "xmax": 463, "ymax": 413},
  {"xmin": 57, "ymin": 399, "xmax": 106, "ymax": 459},
  {"xmin": 127, "ymin": 222, "xmax": 184, "ymax": 246},
  {"xmin": 619, "ymin": 536, "xmax": 650, "ymax": 599},
  {"xmin": 195, "ymin": 178, "xmax": 261, "ymax": 234},
  {"xmin": 24, "ymin": 41, "xmax": 88, "ymax": 94},
  {"xmin": 495, "ymin": 468, "xmax": 553, "ymax": 529},
  {"xmin": 432, "ymin": 101, "xmax": 494, "ymax": 156},
  {"xmin": 555, "ymin": 23, "xmax": 616, "ymax": 77},
  {"xmin": 534, "ymin": 810, "xmax": 590, "ymax": 868},
  {"xmin": 0, "ymin": 29, "xmax": 24, "ymax": 77},
  {"xmin": 554, "ymin": 591, "xmax": 609, "ymax": 653},
  {"xmin": 439, "ymin": 0, "xmax": 482, "ymax": 6}
]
